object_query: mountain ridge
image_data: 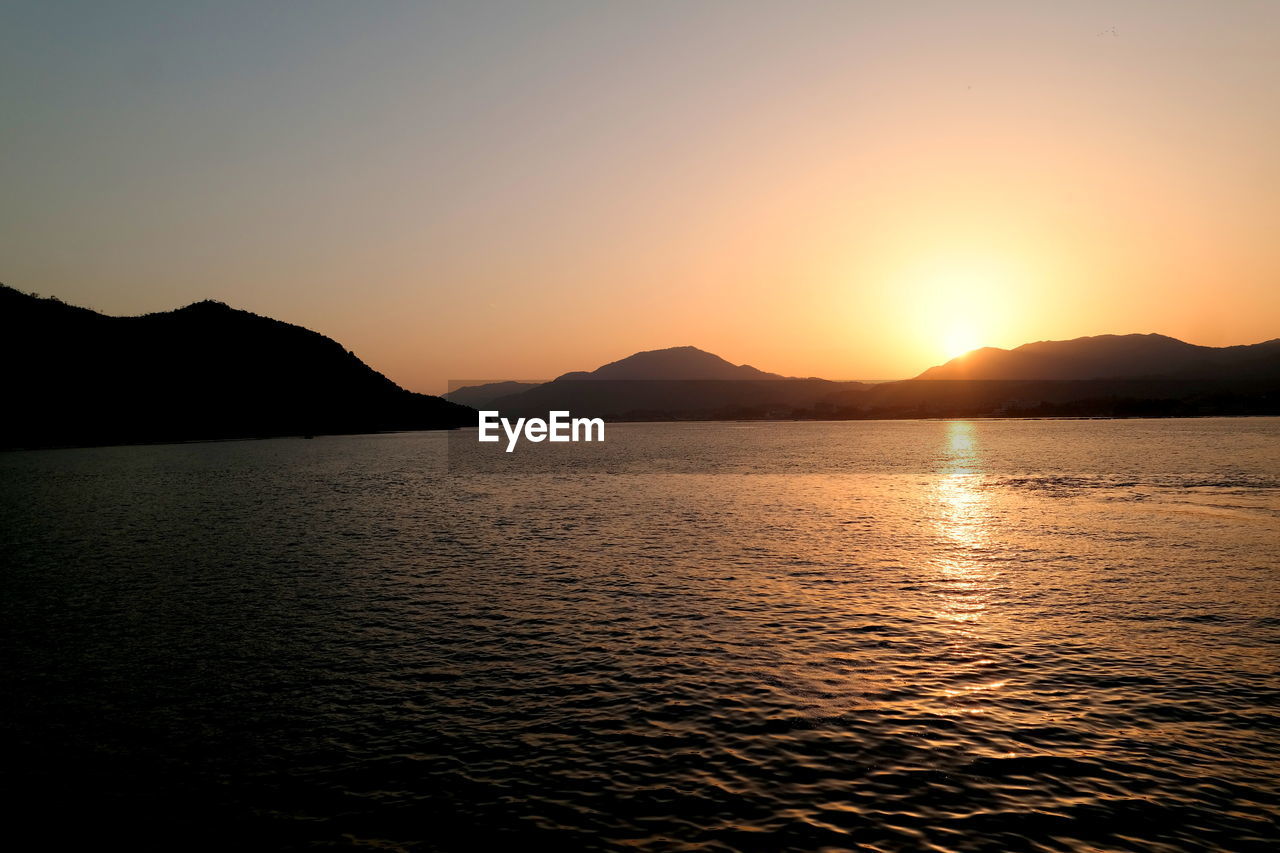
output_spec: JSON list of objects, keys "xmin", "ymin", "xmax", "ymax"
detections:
[
  {"xmin": 6, "ymin": 284, "xmax": 1276, "ymax": 445},
  {"xmin": 0, "ymin": 285, "xmax": 471, "ymax": 449},
  {"xmin": 917, "ymin": 333, "xmax": 1280, "ymax": 381},
  {"xmin": 554, "ymin": 345, "xmax": 786, "ymax": 382},
  {"xmin": 463, "ymin": 333, "xmax": 1278, "ymax": 421}
]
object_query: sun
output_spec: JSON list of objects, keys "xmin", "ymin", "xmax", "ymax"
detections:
[
  {"xmin": 872, "ymin": 248, "xmax": 1023, "ymax": 369},
  {"xmin": 942, "ymin": 326, "xmax": 982, "ymax": 361}
]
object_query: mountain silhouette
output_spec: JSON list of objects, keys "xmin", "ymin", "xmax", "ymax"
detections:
[
  {"xmin": 443, "ymin": 381, "xmax": 543, "ymax": 409},
  {"xmin": 916, "ymin": 333, "xmax": 1280, "ymax": 381},
  {"xmin": 556, "ymin": 346, "xmax": 785, "ymax": 381},
  {"xmin": 477, "ymin": 335, "xmax": 1277, "ymax": 421},
  {"xmin": 476, "ymin": 347, "xmax": 849, "ymax": 419},
  {"xmin": 0, "ymin": 285, "xmax": 471, "ymax": 449}
]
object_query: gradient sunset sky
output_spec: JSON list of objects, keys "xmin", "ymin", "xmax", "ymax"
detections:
[{"xmin": 3, "ymin": 1, "xmax": 1277, "ymax": 393}]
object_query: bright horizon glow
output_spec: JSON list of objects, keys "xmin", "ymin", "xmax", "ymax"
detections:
[
  {"xmin": 858, "ymin": 252, "xmax": 1027, "ymax": 368},
  {"xmin": 1, "ymin": 2, "xmax": 1277, "ymax": 393},
  {"xmin": 942, "ymin": 329, "xmax": 983, "ymax": 362}
]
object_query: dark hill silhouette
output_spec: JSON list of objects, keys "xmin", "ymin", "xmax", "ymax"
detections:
[
  {"xmin": 481, "ymin": 346, "xmax": 854, "ymax": 419},
  {"xmin": 481, "ymin": 335, "xmax": 1277, "ymax": 421},
  {"xmin": 443, "ymin": 380, "xmax": 543, "ymax": 409},
  {"xmin": 0, "ymin": 285, "xmax": 471, "ymax": 449},
  {"xmin": 916, "ymin": 333, "xmax": 1280, "ymax": 381},
  {"xmin": 556, "ymin": 346, "xmax": 785, "ymax": 381},
  {"xmin": 442, "ymin": 347, "xmax": 785, "ymax": 411},
  {"xmin": 446, "ymin": 346, "xmax": 811, "ymax": 419}
]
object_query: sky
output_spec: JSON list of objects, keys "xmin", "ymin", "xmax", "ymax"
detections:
[{"xmin": 2, "ymin": 1, "xmax": 1277, "ymax": 393}]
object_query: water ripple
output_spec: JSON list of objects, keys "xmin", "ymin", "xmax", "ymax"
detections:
[{"xmin": 1, "ymin": 420, "xmax": 1277, "ymax": 851}]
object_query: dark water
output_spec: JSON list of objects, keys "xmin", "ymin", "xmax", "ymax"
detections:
[{"xmin": 2, "ymin": 419, "xmax": 1278, "ymax": 851}]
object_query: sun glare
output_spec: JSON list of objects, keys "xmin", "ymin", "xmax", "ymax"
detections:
[
  {"xmin": 876, "ymin": 251, "xmax": 1024, "ymax": 367},
  {"xmin": 943, "ymin": 327, "xmax": 981, "ymax": 361}
]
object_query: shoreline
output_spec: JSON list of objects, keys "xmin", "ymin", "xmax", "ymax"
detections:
[{"xmin": 6, "ymin": 413, "xmax": 1278, "ymax": 454}]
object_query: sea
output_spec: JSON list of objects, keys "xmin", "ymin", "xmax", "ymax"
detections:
[{"xmin": 1, "ymin": 418, "xmax": 1277, "ymax": 851}]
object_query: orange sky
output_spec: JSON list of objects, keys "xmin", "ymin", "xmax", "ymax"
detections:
[{"xmin": 2, "ymin": 2, "xmax": 1277, "ymax": 393}]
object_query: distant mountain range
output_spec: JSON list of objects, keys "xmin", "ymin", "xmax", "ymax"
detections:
[
  {"xmin": 444, "ymin": 380, "xmax": 543, "ymax": 410},
  {"xmin": 444, "ymin": 346, "xmax": 794, "ymax": 411},
  {"xmin": 0, "ymin": 285, "xmax": 471, "ymax": 449},
  {"xmin": 5, "ymin": 282, "xmax": 1277, "ymax": 451},
  {"xmin": 557, "ymin": 346, "xmax": 785, "ymax": 381},
  {"xmin": 917, "ymin": 333, "xmax": 1280, "ymax": 381},
  {"xmin": 450, "ymin": 335, "xmax": 1280, "ymax": 421}
]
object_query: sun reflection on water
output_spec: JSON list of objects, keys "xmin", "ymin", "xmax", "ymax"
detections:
[
  {"xmin": 930, "ymin": 421, "xmax": 1008, "ymax": 709},
  {"xmin": 935, "ymin": 420, "xmax": 990, "ymax": 610}
]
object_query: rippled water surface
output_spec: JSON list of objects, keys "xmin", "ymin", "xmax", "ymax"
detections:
[{"xmin": 2, "ymin": 419, "xmax": 1278, "ymax": 851}]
